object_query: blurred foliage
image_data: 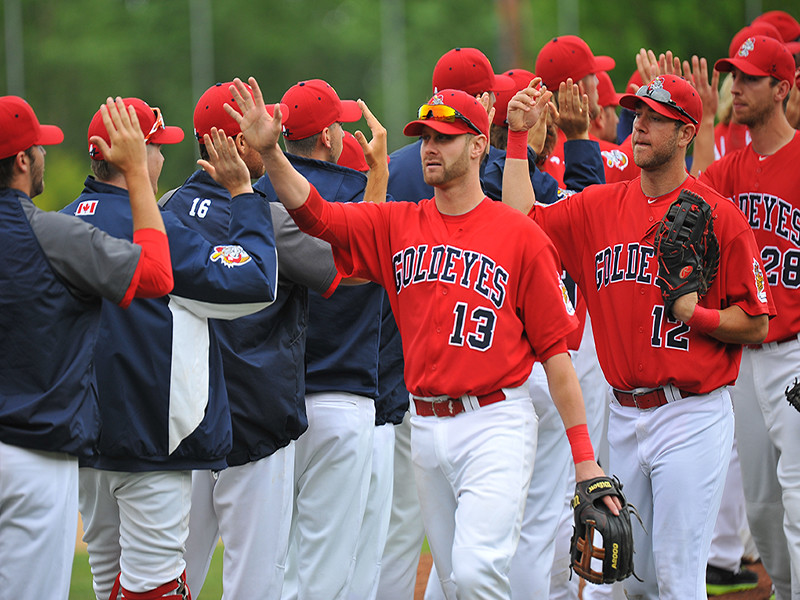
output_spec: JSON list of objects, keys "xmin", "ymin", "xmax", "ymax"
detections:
[{"xmin": 2, "ymin": 0, "xmax": 797, "ymax": 210}]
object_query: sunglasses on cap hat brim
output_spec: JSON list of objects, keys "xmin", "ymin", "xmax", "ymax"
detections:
[
  {"xmin": 621, "ymin": 85, "xmax": 698, "ymax": 125},
  {"xmin": 403, "ymin": 103, "xmax": 484, "ymax": 137}
]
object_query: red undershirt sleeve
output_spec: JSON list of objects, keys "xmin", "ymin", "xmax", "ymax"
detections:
[{"xmin": 118, "ymin": 228, "xmax": 174, "ymax": 308}]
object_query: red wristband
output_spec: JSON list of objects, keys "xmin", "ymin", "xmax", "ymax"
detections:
[
  {"xmin": 506, "ymin": 129, "xmax": 528, "ymax": 160},
  {"xmin": 686, "ymin": 305, "xmax": 720, "ymax": 334},
  {"xmin": 566, "ymin": 424, "xmax": 595, "ymax": 464}
]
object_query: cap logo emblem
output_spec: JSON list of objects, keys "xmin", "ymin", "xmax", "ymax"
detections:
[
  {"xmin": 738, "ymin": 37, "xmax": 755, "ymax": 57},
  {"xmin": 429, "ymin": 94, "xmax": 445, "ymax": 106},
  {"xmin": 647, "ymin": 76, "xmax": 665, "ymax": 94}
]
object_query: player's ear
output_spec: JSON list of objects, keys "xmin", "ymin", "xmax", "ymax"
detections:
[
  {"xmin": 320, "ymin": 126, "xmax": 333, "ymax": 150},
  {"xmin": 234, "ymin": 132, "xmax": 249, "ymax": 157},
  {"xmin": 15, "ymin": 150, "xmax": 30, "ymax": 173},
  {"xmin": 678, "ymin": 123, "xmax": 697, "ymax": 148},
  {"xmin": 470, "ymin": 134, "xmax": 488, "ymax": 159}
]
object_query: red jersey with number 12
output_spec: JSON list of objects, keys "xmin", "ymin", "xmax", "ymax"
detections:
[
  {"xmin": 289, "ymin": 186, "xmax": 578, "ymax": 399},
  {"xmin": 700, "ymin": 133, "xmax": 800, "ymax": 343},
  {"xmin": 532, "ymin": 176, "xmax": 773, "ymax": 394}
]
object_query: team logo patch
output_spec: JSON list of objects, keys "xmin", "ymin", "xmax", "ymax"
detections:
[
  {"xmin": 75, "ymin": 200, "xmax": 98, "ymax": 216},
  {"xmin": 753, "ymin": 258, "xmax": 767, "ymax": 303},
  {"xmin": 738, "ymin": 37, "xmax": 755, "ymax": 57},
  {"xmin": 647, "ymin": 76, "xmax": 665, "ymax": 95},
  {"xmin": 210, "ymin": 245, "xmax": 251, "ymax": 268},
  {"xmin": 602, "ymin": 149, "xmax": 629, "ymax": 171},
  {"xmin": 680, "ymin": 265, "xmax": 693, "ymax": 279},
  {"xmin": 558, "ymin": 275, "xmax": 576, "ymax": 316},
  {"xmin": 429, "ymin": 93, "xmax": 445, "ymax": 105}
]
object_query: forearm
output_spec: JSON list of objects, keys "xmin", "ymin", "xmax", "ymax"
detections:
[
  {"xmin": 364, "ymin": 162, "xmax": 389, "ymax": 204},
  {"xmin": 502, "ymin": 130, "xmax": 536, "ymax": 214},
  {"xmin": 542, "ymin": 352, "xmax": 590, "ymax": 431},
  {"xmin": 674, "ymin": 296, "xmax": 768, "ymax": 344},
  {"xmin": 689, "ymin": 116, "xmax": 715, "ymax": 176},
  {"xmin": 260, "ymin": 146, "xmax": 311, "ymax": 210},
  {"xmin": 126, "ymin": 166, "xmax": 166, "ymax": 233}
]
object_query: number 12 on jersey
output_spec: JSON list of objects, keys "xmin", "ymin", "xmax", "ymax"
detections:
[{"xmin": 651, "ymin": 305, "xmax": 690, "ymax": 351}]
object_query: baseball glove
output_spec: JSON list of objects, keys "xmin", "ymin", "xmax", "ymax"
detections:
[
  {"xmin": 570, "ymin": 476, "xmax": 639, "ymax": 584},
  {"xmin": 786, "ymin": 378, "xmax": 800, "ymax": 414},
  {"xmin": 653, "ymin": 190, "xmax": 720, "ymax": 318}
]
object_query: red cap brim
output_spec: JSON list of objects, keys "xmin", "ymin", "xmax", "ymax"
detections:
[
  {"xmin": 149, "ymin": 125, "xmax": 185, "ymax": 145},
  {"xmin": 36, "ymin": 124, "xmax": 64, "ymax": 146},
  {"xmin": 403, "ymin": 119, "xmax": 475, "ymax": 137},
  {"xmin": 786, "ymin": 41, "xmax": 800, "ymax": 54},
  {"xmin": 714, "ymin": 57, "xmax": 770, "ymax": 77},
  {"xmin": 340, "ymin": 100, "xmax": 363, "ymax": 123},
  {"xmin": 491, "ymin": 73, "xmax": 517, "ymax": 92},
  {"xmin": 618, "ymin": 94, "xmax": 693, "ymax": 124},
  {"xmin": 266, "ymin": 103, "xmax": 291, "ymax": 123},
  {"xmin": 594, "ymin": 55, "xmax": 616, "ymax": 73}
]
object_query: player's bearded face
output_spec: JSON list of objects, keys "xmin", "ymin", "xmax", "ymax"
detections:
[
  {"xmin": 146, "ymin": 144, "xmax": 164, "ymax": 195},
  {"xmin": 730, "ymin": 72, "xmax": 775, "ymax": 128},
  {"xmin": 631, "ymin": 110, "xmax": 681, "ymax": 170},
  {"xmin": 421, "ymin": 134, "xmax": 472, "ymax": 187},
  {"xmin": 28, "ymin": 146, "xmax": 45, "ymax": 197}
]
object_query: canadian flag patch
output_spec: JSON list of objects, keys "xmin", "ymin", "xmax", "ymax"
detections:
[{"xmin": 75, "ymin": 200, "xmax": 98, "ymax": 216}]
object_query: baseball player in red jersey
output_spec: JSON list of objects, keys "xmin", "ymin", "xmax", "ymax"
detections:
[
  {"xmin": 219, "ymin": 76, "xmax": 617, "ymax": 600},
  {"xmin": 699, "ymin": 36, "xmax": 800, "ymax": 600},
  {"xmin": 503, "ymin": 74, "xmax": 773, "ymax": 600}
]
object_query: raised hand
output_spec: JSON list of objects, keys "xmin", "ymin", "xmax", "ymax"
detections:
[
  {"xmin": 506, "ymin": 79, "xmax": 553, "ymax": 133},
  {"xmin": 197, "ymin": 127, "xmax": 253, "ymax": 198},
  {"xmin": 682, "ymin": 55, "xmax": 719, "ymax": 122},
  {"xmin": 353, "ymin": 99, "xmax": 388, "ymax": 173},
  {"xmin": 90, "ymin": 97, "xmax": 147, "ymax": 176},
  {"xmin": 225, "ymin": 77, "xmax": 283, "ymax": 156},
  {"xmin": 555, "ymin": 78, "xmax": 590, "ymax": 140}
]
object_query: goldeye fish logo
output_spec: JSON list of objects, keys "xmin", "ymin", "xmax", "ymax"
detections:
[
  {"xmin": 210, "ymin": 245, "xmax": 252, "ymax": 268},
  {"xmin": 738, "ymin": 37, "xmax": 755, "ymax": 58},
  {"xmin": 647, "ymin": 76, "xmax": 665, "ymax": 94},
  {"xmin": 753, "ymin": 258, "xmax": 767, "ymax": 303},
  {"xmin": 602, "ymin": 149, "xmax": 629, "ymax": 171},
  {"xmin": 558, "ymin": 274, "xmax": 576, "ymax": 316}
]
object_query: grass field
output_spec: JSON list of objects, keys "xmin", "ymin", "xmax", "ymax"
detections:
[
  {"xmin": 70, "ymin": 545, "xmax": 224, "ymax": 600},
  {"xmin": 71, "ymin": 539, "xmax": 431, "ymax": 599}
]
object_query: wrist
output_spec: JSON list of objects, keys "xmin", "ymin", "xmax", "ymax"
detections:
[
  {"xmin": 686, "ymin": 305, "xmax": 720, "ymax": 334},
  {"xmin": 506, "ymin": 129, "xmax": 528, "ymax": 160},
  {"xmin": 566, "ymin": 424, "xmax": 595, "ymax": 465}
]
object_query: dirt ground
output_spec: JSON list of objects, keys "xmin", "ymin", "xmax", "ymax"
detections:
[{"xmin": 413, "ymin": 554, "xmax": 773, "ymax": 600}]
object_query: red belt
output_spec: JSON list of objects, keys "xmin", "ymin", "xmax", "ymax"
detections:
[
  {"xmin": 745, "ymin": 334, "xmax": 800, "ymax": 350},
  {"xmin": 413, "ymin": 390, "xmax": 506, "ymax": 418},
  {"xmin": 612, "ymin": 387, "xmax": 693, "ymax": 410}
]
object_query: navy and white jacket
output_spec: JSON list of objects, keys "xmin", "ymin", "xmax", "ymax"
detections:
[
  {"xmin": 0, "ymin": 187, "xmax": 141, "ymax": 458},
  {"xmin": 163, "ymin": 169, "xmax": 341, "ymax": 467},
  {"xmin": 255, "ymin": 154, "xmax": 384, "ymax": 401},
  {"xmin": 61, "ymin": 176, "xmax": 278, "ymax": 471}
]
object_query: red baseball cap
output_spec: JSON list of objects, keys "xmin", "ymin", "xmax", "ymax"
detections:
[
  {"xmin": 337, "ymin": 131, "xmax": 369, "ymax": 172},
  {"xmin": 194, "ymin": 81, "xmax": 289, "ymax": 143},
  {"xmin": 753, "ymin": 11, "xmax": 800, "ymax": 44},
  {"xmin": 432, "ymin": 48, "xmax": 516, "ymax": 96},
  {"xmin": 597, "ymin": 71, "xmax": 623, "ymax": 107},
  {"xmin": 281, "ymin": 79, "xmax": 362, "ymax": 141},
  {"xmin": 715, "ymin": 35, "xmax": 795, "ymax": 84},
  {"xmin": 619, "ymin": 75, "xmax": 702, "ymax": 125},
  {"xmin": 492, "ymin": 69, "xmax": 537, "ymax": 127},
  {"xmin": 0, "ymin": 96, "xmax": 63, "ymax": 160},
  {"xmin": 535, "ymin": 35, "xmax": 616, "ymax": 90},
  {"xmin": 404, "ymin": 89, "xmax": 489, "ymax": 138},
  {"xmin": 728, "ymin": 23, "xmax": 800, "ymax": 58},
  {"xmin": 88, "ymin": 97, "xmax": 183, "ymax": 160}
]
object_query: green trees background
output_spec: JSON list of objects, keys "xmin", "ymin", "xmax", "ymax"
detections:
[{"xmin": 2, "ymin": 0, "xmax": 796, "ymax": 210}]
